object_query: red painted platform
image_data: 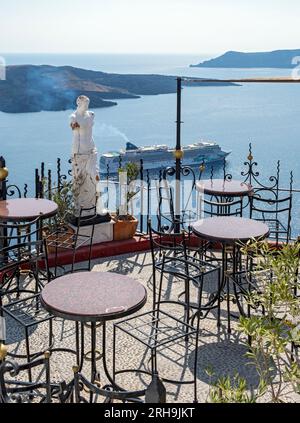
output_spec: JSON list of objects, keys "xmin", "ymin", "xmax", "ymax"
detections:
[
  {"xmin": 46, "ymin": 233, "xmax": 285, "ymax": 268},
  {"xmin": 0, "ymin": 234, "xmax": 289, "ymax": 282},
  {"xmin": 47, "ymin": 235, "xmax": 152, "ymax": 267}
]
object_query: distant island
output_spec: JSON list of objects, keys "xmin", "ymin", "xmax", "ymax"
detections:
[
  {"xmin": 191, "ymin": 49, "xmax": 300, "ymax": 68},
  {"xmin": 0, "ymin": 65, "xmax": 237, "ymax": 113}
]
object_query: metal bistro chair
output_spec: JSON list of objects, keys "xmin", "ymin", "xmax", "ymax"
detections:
[
  {"xmin": 0, "ymin": 216, "xmax": 48, "ymax": 298},
  {"xmin": 201, "ymin": 195, "xmax": 244, "ymax": 219},
  {"xmin": 148, "ymin": 221, "xmax": 222, "ymax": 325},
  {"xmin": 0, "ymin": 228, "xmax": 55, "ymax": 381},
  {"xmin": 196, "ymin": 195, "xmax": 244, "ymax": 265},
  {"xmin": 0, "ymin": 351, "xmax": 64, "ymax": 403},
  {"xmin": 156, "ymin": 183, "xmax": 207, "ymax": 261},
  {"xmin": 45, "ymin": 205, "xmax": 98, "ymax": 276},
  {"xmin": 157, "ymin": 179, "xmax": 198, "ymax": 235},
  {"xmin": 157, "ymin": 184, "xmax": 176, "ymax": 233},
  {"xmin": 249, "ymin": 191, "xmax": 293, "ymax": 245},
  {"xmin": 112, "ymin": 222, "xmax": 221, "ymax": 403}
]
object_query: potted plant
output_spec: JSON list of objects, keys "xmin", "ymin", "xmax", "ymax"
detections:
[
  {"xmin": 42, "ymin": 181, "xmax": 76, "ymax": 253},
  {"xmin": 112, "ymin": 162, "xmax": 139, "ymax": 241}
]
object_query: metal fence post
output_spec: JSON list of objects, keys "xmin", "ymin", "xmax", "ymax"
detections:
[
  {"xmin": 35, "ymin": 168, "xmax": 40, "ymax": 199},
  {"xmin": 0, "ymin": 157, "xmax": 8, "ymax": 263},
  {"xmin": 175, "ymin": 77, "xmax": 182, "ymax": 234},
  {"xmin": 0, "ymin": 156, "xmax": 7, "ymax": 201},
  {"xmin": 57, "ymin": 158, "xmax": 61, "ymax": 191},
  {"xmin": 139, "ymin": 159, "xmax": 144, "ymax": 233}
]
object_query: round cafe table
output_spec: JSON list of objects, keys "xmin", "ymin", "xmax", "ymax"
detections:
[
  {"xmin": 41, "ymin": 271, "xmax": 147, "ymax": 386},
  {"xmin": 192, "ymin": 216, "xmax": 269, "ymax": 245},
  {"xmin": 196, "ymin": 179, "xmax": 253, "ymax": 198},
  {"xmin": 192, "ymin": 217, "xmax": 269, "ymax": 332},
  {"xmin": 0, "ymin": 198, "xmax": 58, "ymax": 222},
  {"xmin": 0, "ymin": 198, "xmax": 58, "ymax": 265}
]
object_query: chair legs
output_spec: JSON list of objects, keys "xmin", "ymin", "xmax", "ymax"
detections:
[
  {"xmin": 113, "ymin": 310, "xmax": 199, "ymax": 403},
  {"xmin": 25, "ymin": 327, "xmax": 32, "ymax": 382},
  {"xmin": 217, "ymin": 268, "xmax": 221, "ymax": 328}
]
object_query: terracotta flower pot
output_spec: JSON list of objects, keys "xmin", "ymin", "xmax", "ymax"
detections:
[{"xmin": 112, "ymin": 215, "xmax": 138, "ymax": 241}]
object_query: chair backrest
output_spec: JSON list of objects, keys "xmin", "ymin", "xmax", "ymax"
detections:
[
  {"xmin": 0, "ymin": 217, "xmax": 49, "ymax": 296},
  {"xmin": 148, "ymin": 220, "xmax": 187, "ymax": 256},
  {"xmin": 157, "ymin": 169, "xmax": 197, "ymax": 234},
  {"xmin": 156, "ymin": 184, "xmax": 175, "ymax": 233},
  {"xmin": 0, "ymin": 352, "xmax": 53, "ymax": 403},
  {"xmin": 70, "ymin": 205, "xmax": 98, "ymax": 243},
  {"xmin": 0, "ymin": 216, "xmax": 42, "ymax": 252},
  {"xmin": 249, "ymin": 192, "xmax": 293, "ymax": 243},
  {"xmin": 201, "ymin": 196, "xmax": 244, "ymax": 218},
  {"xmin": 148, "ymin": 220, "xmax": 191, "ymax": 284}
]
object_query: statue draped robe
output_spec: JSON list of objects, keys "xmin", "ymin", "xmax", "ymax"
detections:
[{"xmin": 70, "ymin": 110, "xmax": 99, "ymax": 216}]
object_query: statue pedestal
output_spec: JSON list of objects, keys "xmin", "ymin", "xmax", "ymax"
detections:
[{"xmin": 69, "ymin": 220, "xmax": 115, "ymax": 245}]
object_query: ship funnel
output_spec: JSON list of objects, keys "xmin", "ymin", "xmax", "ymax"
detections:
[{"xmin": 126, "ymin": 142, "xmax": 138, "ymax": 151}]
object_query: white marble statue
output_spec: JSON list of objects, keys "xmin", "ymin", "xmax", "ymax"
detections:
[{"xmin": 70, "ymin": 95, "xmax": 101, "ymax": 216}]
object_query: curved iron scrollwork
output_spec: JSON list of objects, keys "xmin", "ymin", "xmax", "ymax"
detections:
[
  {"xmin": 241, "ymin": 142, "xmax": 280, "ymax": 192},
  {"xmin": 67, "ymin": 158, "xmax": 73, "ymax": 177},
  {"xmin": 223, "ymin": 158, "xmax": 233, "ymax": 182},
  {"xmin": 23, "ymin": 184, "xmax": 28, "ymax": 198},
  {"xmin": 290, "ymin": 171, "xmax": 294, "ymax": 192},
  {"xmin": 200, "ymin": 158, "xmax": 232, "ymax": 183},
  {"xmin": 57, "ymin": 158, "xmax": 68, "ymax": 189},
  {"xmin": 162, "ymin": 164, "xmax": 196, "ymax": 187},
  {"xmin": 0, "ymin": 157, "xmax": 27, "ymax": 200},
  {"xmin": 5, "ymin": 185, "xmax": 22, "ymax": 199},
  {"xmin": 0, "ymin": 360, "xmax": 22, "ymax": 403}
]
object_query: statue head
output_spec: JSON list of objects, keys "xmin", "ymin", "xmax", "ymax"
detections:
[{"xmin": 76, "ymin": 95, "xmax": 90, "ymax": 113}]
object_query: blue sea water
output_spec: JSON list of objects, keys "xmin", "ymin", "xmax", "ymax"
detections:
[{"xmin": 0, "ymin": 53, "xmax": 299, "ymax": 233}]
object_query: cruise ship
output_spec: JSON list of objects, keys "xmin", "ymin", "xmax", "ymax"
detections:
[{"xmin": 100, "ymin": 141, "xmax": 230, "ymax": 174}]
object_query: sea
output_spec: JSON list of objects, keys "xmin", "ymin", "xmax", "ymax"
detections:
[{"xmin": 1, "ymin": 53, "xmax": 300, "ymax": 234}]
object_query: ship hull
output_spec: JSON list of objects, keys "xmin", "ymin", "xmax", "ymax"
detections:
[{"xmin": 100, "ymin": 150, "xmax": 230, "ymax": 174}]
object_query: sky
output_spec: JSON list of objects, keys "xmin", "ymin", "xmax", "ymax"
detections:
[{"xmin": 1, "ymin": 0, "xmax": 300, "ymax": 55}]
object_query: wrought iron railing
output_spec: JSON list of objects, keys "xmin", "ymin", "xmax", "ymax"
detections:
[{"xmin": 0, "ymin": 143, "xmax": 299, "ymax": 239}]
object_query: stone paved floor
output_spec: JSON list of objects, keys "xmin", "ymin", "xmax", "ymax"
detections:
[{"xmin": 3, "ymin": 251, "xmax": 300, "ymax": 403}]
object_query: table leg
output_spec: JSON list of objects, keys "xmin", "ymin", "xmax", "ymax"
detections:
[
  {"xmin": 102, "ymin": 321, "xmax": 118, "ymax": 387},
  {"xmin": 221, "ymin": 243, "xmax": 239, "ymax": 334},
  {"xmin": 226, "ymin": 244, "xmax": 244, "ymax": 333},
  {"xmin": 74, "ymin": 323, "xmax": 85, "ymax": 373},
  {"xmin": 75, "ymin": 321, "xmax": 145, "ymax": 397},
  {"xmin": 224, "ymin": 246, "xmax": 231, "ymax": 334},
  {"xmin": 91, "ymin": 322, "xmax": 96, "ymax": 382},
  {"xmin": 219, "ymin": 245, "xmax": 229, "ymax": 332}
]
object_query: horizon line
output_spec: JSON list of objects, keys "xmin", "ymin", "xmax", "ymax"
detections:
[{"xmin": 1, "ymin": 47, "xmax": 300, "ymax": 56}]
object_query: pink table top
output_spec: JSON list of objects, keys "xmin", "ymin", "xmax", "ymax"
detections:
[
  {"xmin": 197, "ymin": 179, "xmax": 253, "ymax": 197},
  {"xmin": 0, "ymin": 198, "xmax": 58, "ymax": 221},
  {"xmin": 41, "ymin": 272, "xmax": 147, "ymax": 322},
  {"xmin": 192, "ymin": 216, "xmax": 269, "ymax": 244}
]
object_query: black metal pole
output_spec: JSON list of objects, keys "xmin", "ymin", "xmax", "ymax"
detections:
[
  {"xmin": 0, "ymin": 157, "xmax": 8, "ymax": 264},
  {"xmin": 176, "ymin": 77, "xmax": 182, "ymax": 152},
  {"xmin": 175, "ymin": 77, "xmax": 182, "ymax": 233},
  {"xmin": 0, "ymin": 156, "xmax": 7, "ymax": 201},
  {"xmin": 35, "ymin": 168, "xmax": 40, "ymax": 199}
]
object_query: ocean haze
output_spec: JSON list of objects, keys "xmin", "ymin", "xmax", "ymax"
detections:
[{"xmin": 3, "ymin": 53, "xmax": 209, "ymax": 75}]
